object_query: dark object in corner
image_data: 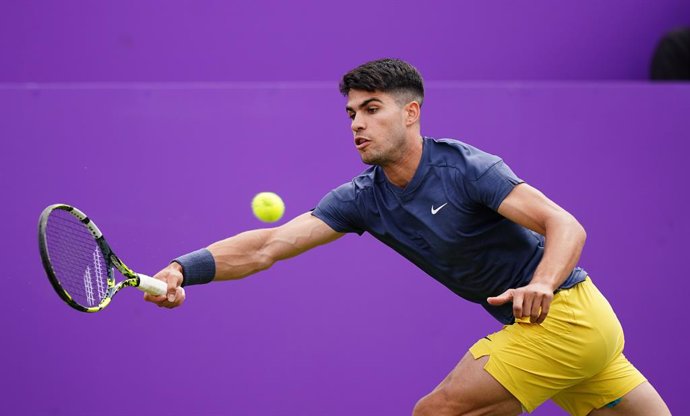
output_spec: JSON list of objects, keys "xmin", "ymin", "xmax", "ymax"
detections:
[{"xmin": 650, "ymin": 28, "xmax": 690, "ymax": 80}]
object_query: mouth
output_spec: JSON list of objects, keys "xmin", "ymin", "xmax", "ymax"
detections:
[{"xmin": 355, "ymin": 136, "xmax": 370, "ymax": 150}]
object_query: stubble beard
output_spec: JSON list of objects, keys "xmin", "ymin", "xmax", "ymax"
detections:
[
  {"xmin": 360, "ymin": 149, "xmax": 388, "ymax": 166},
  {"xmin": 359, "ymin": 132, "xmax": 408, "ymax": 167}
]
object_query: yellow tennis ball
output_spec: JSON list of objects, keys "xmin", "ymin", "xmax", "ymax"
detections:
[{"xmin": 251, "ymin": 192, "xmax": 285, "ymax": 223}]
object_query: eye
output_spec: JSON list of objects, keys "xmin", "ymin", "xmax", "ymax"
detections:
[
  {"xmin": 367, "ymin": 107, "xmax": 379, "ymax": 114},
  {"xmin": 347, "ymin": 112, "xmax": 355, "ymax": 120}
]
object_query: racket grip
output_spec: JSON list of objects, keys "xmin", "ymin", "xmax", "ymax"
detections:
[{"xmin": 136, "ymin": 274, "xmax": 168, "ymax": 296}]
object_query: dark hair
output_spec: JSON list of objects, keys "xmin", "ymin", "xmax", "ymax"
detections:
[{"xmin": 339, "ymin": 58, "xmax": 424, "ymax": 106}]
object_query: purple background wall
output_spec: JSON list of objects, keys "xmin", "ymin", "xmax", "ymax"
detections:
[
  {"xmin": 1, "ymin": 1, "xmax": 690, "ymax": 82},
  {"xmin": 1, "ymin": 83, "xmax": 689, "ymax": 415},
  {"xmin": 2, "ymin": 1, "xmax": 690, "ymax": 415}
]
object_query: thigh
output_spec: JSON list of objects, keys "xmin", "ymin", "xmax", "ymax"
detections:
[
  {"xmin": 588, "ymin": 381, "xmax": 671, "ymax": 416},
  {"xmin": 416, "ymin": 351, "xmax": 523, "ymax": 416}
]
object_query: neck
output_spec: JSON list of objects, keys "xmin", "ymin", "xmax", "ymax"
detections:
[{"xmin": 382, "ymin": 135, "xmax": 424, "ymax": 188}]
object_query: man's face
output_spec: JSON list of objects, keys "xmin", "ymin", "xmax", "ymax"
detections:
[{"xmin": 345, "ymin": 89, "xmax": 408, "ymax": 166}]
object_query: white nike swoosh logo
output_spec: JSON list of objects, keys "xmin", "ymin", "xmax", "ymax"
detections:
[{"xmin": 431, "ymin": 203, "xmax": 448, "ymax": 215}]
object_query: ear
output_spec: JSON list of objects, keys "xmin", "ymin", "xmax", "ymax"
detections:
[{"xmin": 404, "ymin": 101, "xmax": 421, "ymax": 126}]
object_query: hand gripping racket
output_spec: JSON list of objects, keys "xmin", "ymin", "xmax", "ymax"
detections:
[{"xmin": 38, "ymin": 204, "xmax": 167, "ymax": 312}]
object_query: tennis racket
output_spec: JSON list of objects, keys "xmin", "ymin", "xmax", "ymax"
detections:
[{"xmin": 38, "ymin": 204, "xmax": 167, "ymax": 312}]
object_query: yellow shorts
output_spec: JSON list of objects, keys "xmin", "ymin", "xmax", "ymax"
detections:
[{"xmin": 469, "ymin": 277, "xmax": 646, "ymax": 416}]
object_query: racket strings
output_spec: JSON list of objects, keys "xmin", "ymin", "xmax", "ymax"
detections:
[{"xmin": 45, "ymin": 210, "xmax": 110, "ymax": 307}]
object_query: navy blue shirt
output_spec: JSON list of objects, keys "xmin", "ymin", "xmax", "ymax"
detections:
[{"xmin": 313, "ymin": 137, "xmax": 587, "ymax": 324}]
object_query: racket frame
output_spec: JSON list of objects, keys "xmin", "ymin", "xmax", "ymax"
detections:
[{"xmin": 38, "ymin": 204, "xmax": 157, "ymax": 313}]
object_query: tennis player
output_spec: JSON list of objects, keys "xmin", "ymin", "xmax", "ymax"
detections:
[{"xmin": 146, "ymin": 59, "xmax": 670, "ymax": 415}]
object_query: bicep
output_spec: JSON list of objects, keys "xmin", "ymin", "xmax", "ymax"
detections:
[
  {"xmin": 496, "ymin": 183, "xmax": 571, "ymax": 235},
  {"xmin": 264, "ymin": 212, "xmax": 344, "ymax": 261}
]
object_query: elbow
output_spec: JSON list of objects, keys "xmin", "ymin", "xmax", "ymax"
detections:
[
  {"xmin": 551, "ymin": 212, "xmax": 586, "ymax": 247},
  {"xmin": 255, "ymin": 250, "xmax": 276, "ymax": 272},
  {"xmin": 249, "ymin": 228, "xmax": 279, "ymax": 273},
  {"xmin": 577, "ymin": 222, "xmax": 587, "ymax": 247},
  {"xmin": 569, "ymin": 215, "xmax": 587, "ymax": 247}
]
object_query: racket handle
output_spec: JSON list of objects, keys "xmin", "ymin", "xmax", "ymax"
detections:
[{"xmin": 136, "ymin": 274, "xmax": 168, "ymax": 296}]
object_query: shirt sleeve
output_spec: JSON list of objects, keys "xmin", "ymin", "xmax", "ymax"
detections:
[
  {"xmin": 312, "ymin": 182, "xmax": 366, "ymax": 235},
  {"xmin": 465, "ymin": 160, "xmax": 524, "ymax": 210}
]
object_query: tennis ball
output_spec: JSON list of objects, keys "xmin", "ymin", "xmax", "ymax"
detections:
[{"xmin": 251, "ymin": 192, "xmax": 285, "ymax": 223}]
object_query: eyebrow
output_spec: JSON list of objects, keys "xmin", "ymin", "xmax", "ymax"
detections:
[{"xmin": 345, "ymin": 98, "xmax": 384, "ymax": 113}]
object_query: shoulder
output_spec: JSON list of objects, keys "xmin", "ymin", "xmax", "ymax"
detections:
[
  {"xmin": 424, "ymin": 137, "xmax": 504, "ymax": 180},
  {"xmin": 313, "ymin": 167, "xmax": 379, "ymax": 235},
  {"xmin": 330, "ymin": 165, "xmax": 380, "ymax": 200}
]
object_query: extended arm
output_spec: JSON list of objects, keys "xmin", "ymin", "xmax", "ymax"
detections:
[
  {"xmin": 488, "ymin": 183, "xmax": 587, "ymax": 323},
  {"xmin": 145, "ymin": 212, "xmax": 343, "ymax": 307},
  {"xmin": 209, "ymin": 212, "xmax": 344, "ymax": 280}
]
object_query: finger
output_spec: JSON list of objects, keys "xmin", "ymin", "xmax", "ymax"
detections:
[
  {"xmin": 512, "ymin": 290, "xmax": 524, "ymax": 318},
  {"xmin": 529, "ymin": 293, "xmax": 542, "ymax": 322},
  {"xmin": 144, "ymin": 293, "xmax": 166, "ymax": 304},
  {"xmin": 174, "ymin": 287, "xmax": 186, "ymax": 307},
  {"xmin": 487, "ymin": 290, "xmax": 513, "ymax": 306},
  {"xmin": 522, "ymin": 293, "xmax": 534, "ymax": 320},
  {"xmin": 156, "ymin": 287, "xmax": 186, "ymax": 309},
  {"xmin": 536, "ymin": 295, "xmax": 552, "ymax": 324},
  {"xmin": 154, "ymin": 298, "xmax": 175, "ymax": 308},
  {"xmin": 164, "ymin": 275, "xmax": 178, "ymax": 303}
]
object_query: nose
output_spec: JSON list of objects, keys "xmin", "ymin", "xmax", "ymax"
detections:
[{"xmin": 351, "ymin": 112, "xmax": 365, "ymax": 133}]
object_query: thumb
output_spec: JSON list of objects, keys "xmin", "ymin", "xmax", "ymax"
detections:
[{"xmin": 487, "ymin": 289, "xmax": 513, "ymax": 306}]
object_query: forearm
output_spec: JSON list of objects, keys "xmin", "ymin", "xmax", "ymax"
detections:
[
  {"xmin": 206, "ymin": 228, "xmax": 277, "ymax": 281},
  {"xmin": 204, "ymin": 213, "xmax": 342, "ymax": 282},
  {"xmin": 530, "ymin": 213, "xmax": 587, "ymax": 290}
]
